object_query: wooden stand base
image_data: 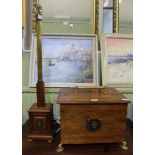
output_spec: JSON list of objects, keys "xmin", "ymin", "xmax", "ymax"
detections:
[
  {"xmin": 27, "ymin": 103, "xmax": 53, "ymax": 142},
  {"xmin": 27, "ymin": 134, "xmax": 53, "ymax": 142}
]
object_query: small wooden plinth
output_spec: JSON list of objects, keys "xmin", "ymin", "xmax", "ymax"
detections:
[{"xmin": 27, "ymin": 103, "xmax": 53, "ymax": 142}]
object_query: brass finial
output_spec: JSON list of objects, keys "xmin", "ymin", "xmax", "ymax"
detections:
[{"xmin": 32, "ymin": 0, "xmax": 43, "ymax": 32}]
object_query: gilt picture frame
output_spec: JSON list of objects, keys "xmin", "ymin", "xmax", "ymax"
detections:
[
  {"xmin": 29, "ymin": 33, "xmax": 98, "ymax": 87},
  {"xmin": 100, "ymin": 33, "xmax": 133, "ymax": 87}
]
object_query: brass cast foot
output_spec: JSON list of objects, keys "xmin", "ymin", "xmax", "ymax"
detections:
[
  {"xmin": 120, "ymin": 141, "xmax": 128, "ymax": 150},
  {"xmin": 56, "ymin": 144, "xmax": 64, "ymax": 152}
]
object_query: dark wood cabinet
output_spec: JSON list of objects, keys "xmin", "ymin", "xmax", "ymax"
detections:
[
  {"xmin": 27, "ymin": 103, "xmax": 53, "ymax": 142},
  {"xmin": 57, "ymin": 87, "xmax": 130, "ymax": 151}
]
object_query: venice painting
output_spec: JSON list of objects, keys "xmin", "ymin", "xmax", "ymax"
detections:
[
  {"xmin": 101, "ymin": 34, "xmax": 133, "ymax": 87},
  {"xmin": 29, "ymin": 34, "xmax": 98, "ymax": 87}
]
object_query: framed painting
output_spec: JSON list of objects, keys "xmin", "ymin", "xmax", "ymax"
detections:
[
  {"xmin": 29, "ymin": 33, "xmax": 98, "ymax": 87},
  {"xmin": 100, "ymin": 33, "xmax": 133, "ymax": 87}
]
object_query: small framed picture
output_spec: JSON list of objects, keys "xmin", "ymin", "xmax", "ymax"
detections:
[
  {"xmin": 100, "ymin": 33, "xmax": 133, "ymax": 87},
  {"xmin": 29, "ymin": 33, "xmax": 98, "ymax": 87}
]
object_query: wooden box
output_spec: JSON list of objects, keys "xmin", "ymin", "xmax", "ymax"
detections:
[{"xmin": 57, "ymin": 87, "xmax": 130, "ymax": 145}]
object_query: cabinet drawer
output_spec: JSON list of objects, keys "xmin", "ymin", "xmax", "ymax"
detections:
[{"xmin": 29, "ymin": 112, "xmax": 52, "ymax": 134}]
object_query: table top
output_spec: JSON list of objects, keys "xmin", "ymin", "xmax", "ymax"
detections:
[{"xmin": 57, "ymin": 87, "xmax": 130, "ymax": 105}]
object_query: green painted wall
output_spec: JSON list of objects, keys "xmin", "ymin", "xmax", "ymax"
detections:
[
  {"xmin": 119, "ymin": 23, "xmax": 133, "ymax": 34},
  {"xmin": 22, "ymin": 22, "xmax": 133, "ymax": 124},
  {"xmin": 42, "ymin": 22, "xmax": 93, "ymax": 34}
]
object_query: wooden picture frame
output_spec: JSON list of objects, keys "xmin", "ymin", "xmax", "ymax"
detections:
[
  {"xmin": 22, "ymin": 0, "xmax": 25, "ymax": 29},
  {"xmin": 29, "ymin": 33, "xmax": 98, "ymax": 87},
  {"xmin": 100, "ymin": 33, "xmax": 133, "ymax": 87}
]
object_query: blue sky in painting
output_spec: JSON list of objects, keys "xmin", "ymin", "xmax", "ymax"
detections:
[{"xmin": 42, "ymin": 38, "xmax": 93, "ymax": 58}]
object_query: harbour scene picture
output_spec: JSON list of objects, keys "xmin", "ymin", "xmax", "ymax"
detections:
[
  {"xmin": 106, "ymin": 37, "xmax": 133, "ymax": 84},
  {"xmin": 33, "ymin": 38, "xmax": 94, "ymax": 85}
]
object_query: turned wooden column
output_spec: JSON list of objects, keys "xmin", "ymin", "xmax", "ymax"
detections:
[{"xmin": 36, "ymin": 3, "xmax": 45, "ymax": 107}]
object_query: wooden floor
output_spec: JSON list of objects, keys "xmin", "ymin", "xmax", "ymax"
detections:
[{"xmin": 22, "ymin": 119, "xmax": 133, "ymax": 155}]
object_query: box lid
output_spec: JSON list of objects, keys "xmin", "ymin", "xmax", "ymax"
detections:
[{"xmin": 57, "ymin": 87, "xmax": 130, "ymax": 105}]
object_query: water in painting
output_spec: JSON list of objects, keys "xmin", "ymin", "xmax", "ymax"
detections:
[
  {"xmin": 34, "ymin": 38, "xmax": 94, "ymax": 84},
  {"xmin": 106, "ymin": 37, "xmax": 133, "ymax": 83}
]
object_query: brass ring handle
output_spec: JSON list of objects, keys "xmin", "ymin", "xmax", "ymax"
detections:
[{"xmin": 86, "ymin": 118, "xmax": 102, "ymax": 132}]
